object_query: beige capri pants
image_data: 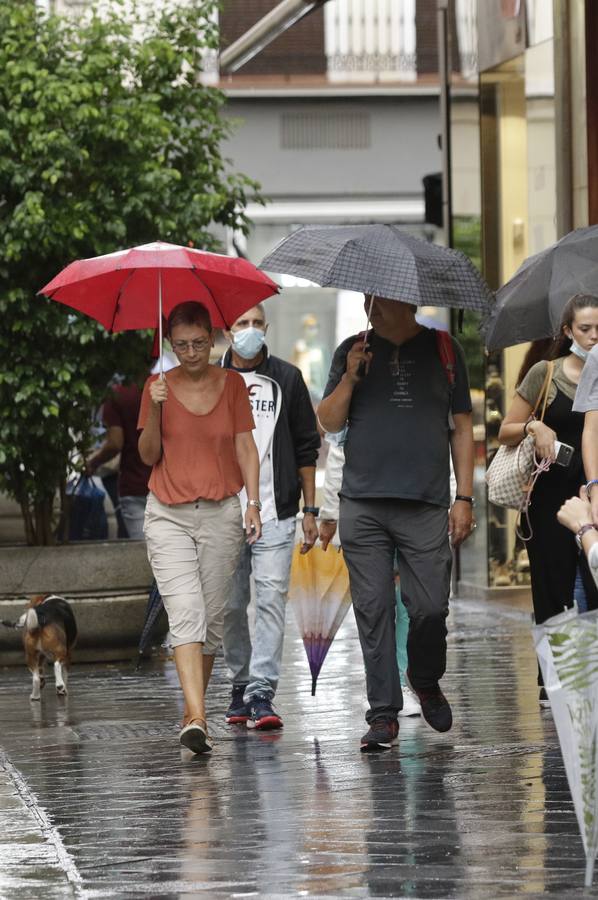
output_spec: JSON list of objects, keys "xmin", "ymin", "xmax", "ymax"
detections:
[{"xmin": 144, "ymin": 492, "xmax": 244, "ymax": 654}]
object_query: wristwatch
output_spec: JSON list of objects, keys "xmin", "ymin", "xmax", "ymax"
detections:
[
  {"xmin": 247, "ymin": 499, "xmax": 262, "ymax": 511},
  {"xmin": 455, "ymin": 494, "xmax": 475, "ymax": 505},
  {"xmin": 303, "ymin": 506, "xmax": 320, "ymax": 516},
  {"xmin": 575, "ymin": 523, "xmax": 596, "ymax": 549}
]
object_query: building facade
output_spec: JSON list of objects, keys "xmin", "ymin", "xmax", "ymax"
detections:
[
  {"xmin": 37, "ymin": 0, "xmax": 597, "ymax": 600},
  {"xmin": 217, "ymin": 0, "xmax": 480, "ymax": 377}
]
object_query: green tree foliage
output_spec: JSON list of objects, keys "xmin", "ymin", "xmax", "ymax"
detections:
[
  {"xmin": 453, "ymin": 216, "xmax": 484, "ymax": 390},
  {"xmin": 0, "ymin": 0, "xmax": 260, "ymax": 544}
]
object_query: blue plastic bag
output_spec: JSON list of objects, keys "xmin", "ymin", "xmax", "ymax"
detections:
[{"xmin": 67, "ymin": 476, "xmax": 108, "ymax": 541}]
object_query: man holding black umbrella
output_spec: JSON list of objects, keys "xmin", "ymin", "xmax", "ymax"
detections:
[{"xmin": 318, "ymin": 296, "xmax": 474, "ymax": 752}]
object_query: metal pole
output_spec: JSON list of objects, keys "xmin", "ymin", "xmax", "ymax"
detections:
[
  {"xmin": 553, "ymin": 0, "xmax": 573, "ymax": 237},
  {"xmin": 219, "ymin": 0, "xmax": 330, "ymax": 74},
  {"xmin": 437, "ymin": 0, "xmax": 453, "ymax": 249},
  {"xmin": 438, "ymin": 0, "xmax": 460, "ymax": 590}
]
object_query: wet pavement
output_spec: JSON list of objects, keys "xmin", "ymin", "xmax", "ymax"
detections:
[{"xmin": 0, "ymin": 596, "xmax": 592, "ymax": 899}]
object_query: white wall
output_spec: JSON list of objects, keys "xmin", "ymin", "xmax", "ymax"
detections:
[{"xmin": 223, "ymin": 96, "xmax": 441, "ymax": 200}]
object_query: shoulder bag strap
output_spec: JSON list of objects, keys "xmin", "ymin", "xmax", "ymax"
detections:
[
  {"xmin": 531, "ymin": 360, "xmax": 555, "ymax": 421},
  {"xmin": 538, "ymin": 360, "xmax": 554, "ymax": 422}
]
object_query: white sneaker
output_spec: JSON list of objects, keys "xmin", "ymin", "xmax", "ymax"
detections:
[
  {"xmin": 399, "ymin": 683, "xmax": 422, "ymax": 717},
  {"xmin": 539, "ymin": 687, "xmax": 551, "ymax": 709}
]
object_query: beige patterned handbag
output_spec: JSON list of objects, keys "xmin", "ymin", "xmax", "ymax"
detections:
[{"xmin": 485, "ymin": 361, "xmax": 554, "ymax": 510}]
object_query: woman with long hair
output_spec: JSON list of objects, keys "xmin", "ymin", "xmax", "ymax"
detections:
[
  {"xmin": 498, "ymin": 294, "xmax": 598, "ymax": 703},
  {"xmin": 138, "ymin": 301, "xmax": 261, "ymax": 754}
]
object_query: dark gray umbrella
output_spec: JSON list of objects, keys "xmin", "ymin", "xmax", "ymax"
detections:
[
  {"xmin": 484, "ymin": 226, "xmax": 598, "ymax": 351},
  {"xmin": 259, "ymin": 224, "xmax": 493, "ymax": 313},
  {"xmin": 135, "ymin": 579, "xmax": 165, "ymax": 669}
]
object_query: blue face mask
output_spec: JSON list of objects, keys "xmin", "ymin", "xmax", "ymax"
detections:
[
  {"xmin": 571, "ymin": 339, "xmax": 589, "ymax": 362},
  {"xmin": 232, "ymin": 326, "xmax": 266, "ymax": 360}
]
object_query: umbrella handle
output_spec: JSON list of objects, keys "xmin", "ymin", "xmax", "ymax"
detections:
[
  {"xmin": 357, "ymin": 293, "xmax": 374, "ymax": 378},
  {"xmin": 158, "ymin": 271, "xmax": 164, "ymax": 380},
  {"xmin": 586, "ymin": 856, "xmax": 595, "ymax": 888}
]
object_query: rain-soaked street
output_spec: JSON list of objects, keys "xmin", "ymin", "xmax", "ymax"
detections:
[{"xmin": 0, "ymin": 596, "xmax": 590, "ymax": 899}]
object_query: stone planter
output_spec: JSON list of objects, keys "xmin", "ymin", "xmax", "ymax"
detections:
[{"xmin": 0, "ymin": 541, "xmax": 166, "ymax": 665}]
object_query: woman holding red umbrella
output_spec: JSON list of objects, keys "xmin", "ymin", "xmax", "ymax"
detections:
[{"xmin": 139, "ymin": 301, "xmax": 261, "ymax": 755}]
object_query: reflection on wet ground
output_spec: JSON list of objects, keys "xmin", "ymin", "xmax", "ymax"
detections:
[{"xmin": 0, "ymin": 598, "xmax": 590, "ymax": 898}]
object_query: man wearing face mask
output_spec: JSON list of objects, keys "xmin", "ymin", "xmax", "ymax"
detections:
[{"xmin": 220, "ymin": 305, "xmax": 320, "ymax": 729}]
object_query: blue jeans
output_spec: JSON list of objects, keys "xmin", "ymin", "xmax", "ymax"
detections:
[
  {"xmin": 120, "ymin": 495, "xmax": 147, "ymax": 540},
  {"xmin": 223, "ymin": 517, "xmax": 296, "ymax": 701}
]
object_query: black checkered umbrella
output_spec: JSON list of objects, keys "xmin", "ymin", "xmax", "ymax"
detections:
[{"xmin": 259, "ymin": 224, "xmax": 493, "ymax": 313}]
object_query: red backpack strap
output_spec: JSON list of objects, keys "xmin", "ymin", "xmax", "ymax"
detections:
[{"xmin": 435, "ymin": 329, "xmax": 456, "ymax": 387}]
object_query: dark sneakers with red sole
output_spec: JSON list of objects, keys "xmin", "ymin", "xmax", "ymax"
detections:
[
  {"xmin": 360, "ymin": 718, "xmax": 399, "ymax": 752},
  {"xmin": 225, "ymin": 684, "xmax": 250, "ymax": 725},
  {"xmin": 246, "ymin": 694, "xmax": 283, "ymax": 730}
]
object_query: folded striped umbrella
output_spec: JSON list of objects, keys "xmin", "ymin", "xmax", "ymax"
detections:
[{"xmin": 287, "ymin": 543, "xmax": 351, "ymax": 695}]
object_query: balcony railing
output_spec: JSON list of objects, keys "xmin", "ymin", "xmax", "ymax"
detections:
[{"xmin": 324, "ymin": 0, "xmax": 417, "ymax": 83}]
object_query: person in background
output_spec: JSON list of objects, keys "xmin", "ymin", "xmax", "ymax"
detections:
[
  {"xmin": 318, "ymin": 438, "xmax": 422, "ymax": 717},
  {"xmin": 558, "ymin": 492, "xmax": 598, "ymax": 588},
  {"xmin": 220, "ymin": 304, "xmax": 320, "ymax": 731},
  {"xmin": 573, "ymin": 342, "xmax": 598, "ymax": 529},
  {"xmin": 498, "ymin": 294, "xmax": 598, "ymax": 705},
  {"xmin": 138, "ymin": 301, "xmax": 261, "ymax": 755},
  {"xmin": 87, "ymin": 375, "xmax": 152, "ymax": 539},
  {"xmin": 318, "ymin": 296, "xmax": 474, "ymax": 752},
  {"xmin": 292, "ymin": 313, "xmax": 329, "ymax": 403}
]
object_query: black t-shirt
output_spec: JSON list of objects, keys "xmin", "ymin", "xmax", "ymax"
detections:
[{"xmin": 322, "ymin": 328, "xmax": 472, "ymax": 507}]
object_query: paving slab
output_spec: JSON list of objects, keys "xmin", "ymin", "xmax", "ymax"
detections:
[
  {"xmin": 0, "ymin": 598, "xmax": 591, "ymax": 898},
  {"xmin": 0, "ymin": 755, "xmax": 77, "ymax": 898}
]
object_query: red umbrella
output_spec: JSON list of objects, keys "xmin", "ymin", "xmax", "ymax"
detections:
[{"xmin": 40, "ymin": 241, "xmax": 280, "ymax": 370}]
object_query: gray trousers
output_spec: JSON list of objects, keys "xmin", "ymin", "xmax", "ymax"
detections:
[{"xmin": 339, "ymin": 497, "xmax": 452, "ymax": 723}]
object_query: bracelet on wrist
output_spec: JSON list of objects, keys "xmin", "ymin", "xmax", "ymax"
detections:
[
  {"xmin": 455, "ymin": 494, "xmax": 475, "ymax": 505},
  {"xmin": 586, "ymin": 479, "xmax": 598, "ymax": 498},
  {"xmin": 524, "ymin": 418, "xmax": 536, "ymax": 438},
  {"xmin": 576, "ymin": 523, "xmax": 597, "ymax": 549}
]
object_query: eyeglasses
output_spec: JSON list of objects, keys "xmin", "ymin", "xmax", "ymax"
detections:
[{"xmin": 172, "ymin": 339, "xmax": 211, "ymax": 354}]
